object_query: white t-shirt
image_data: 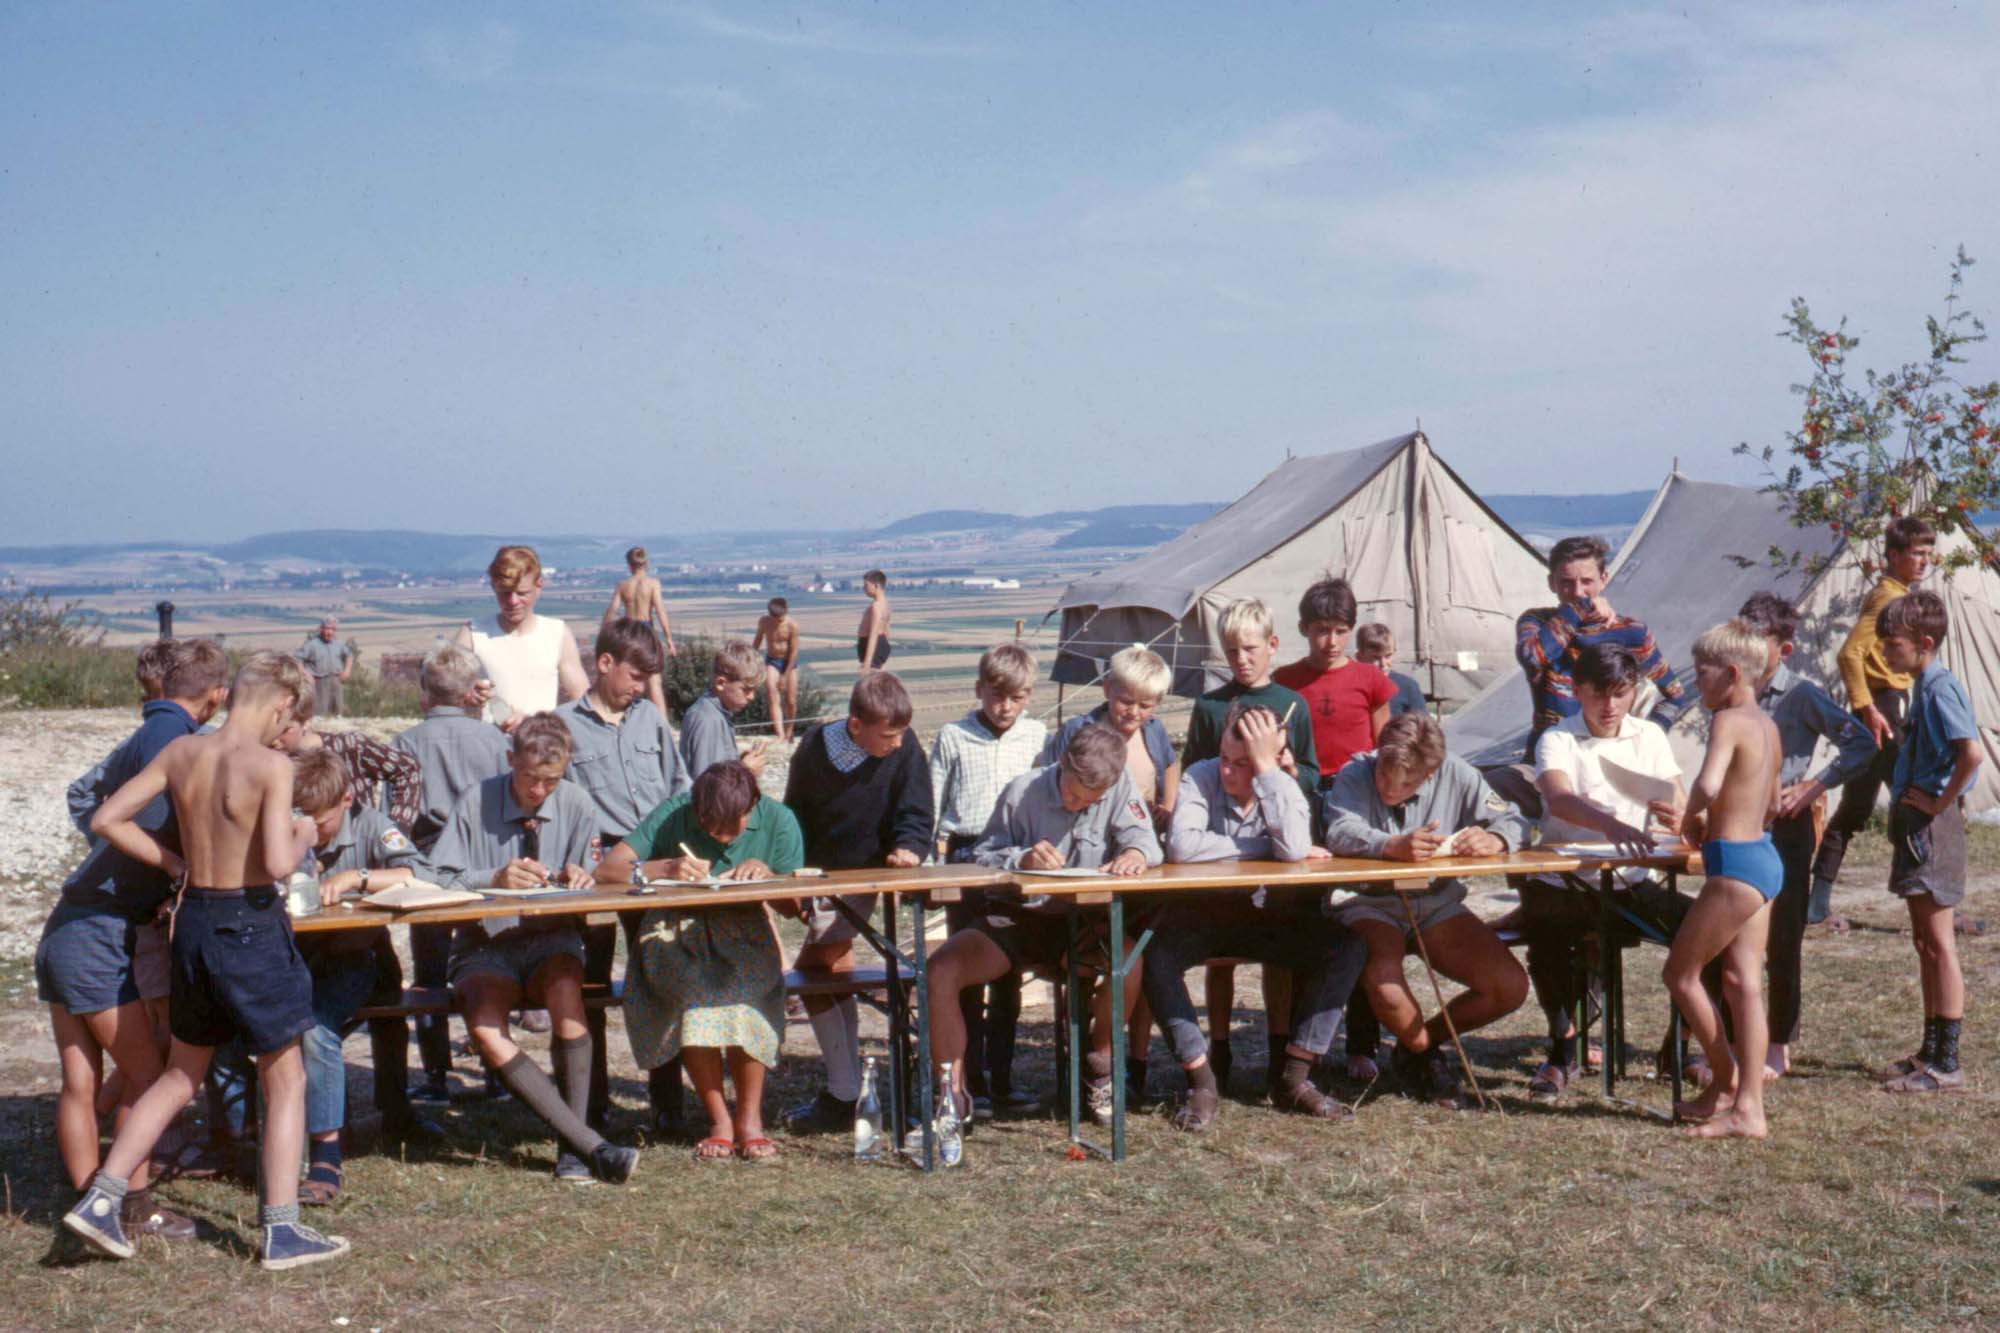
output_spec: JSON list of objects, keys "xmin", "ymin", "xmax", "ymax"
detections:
[
  {"xmin": 470, "ymin": 613, "xmax": 568, "ymax": 717},
  {"xmin": 1534, "ymin": 713, "xmax": 1682, "ymax": 885}
]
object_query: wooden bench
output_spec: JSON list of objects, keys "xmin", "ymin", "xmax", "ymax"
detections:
[{"xmin": 354, "ymin": 968, "xmax": 897, "ymax": 1023}]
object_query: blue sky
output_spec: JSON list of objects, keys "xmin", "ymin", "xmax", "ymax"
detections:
[{"xmin": 3, "ymin": 2, "xmax": 1997, "ymax": 545}]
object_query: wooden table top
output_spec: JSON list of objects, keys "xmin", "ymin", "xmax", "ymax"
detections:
[{"xmin": 288, "ymin": 848, "xmax": 1697, "ymax": 933}]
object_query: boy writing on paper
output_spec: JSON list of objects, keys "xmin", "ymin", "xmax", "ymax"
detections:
[
  {"xmin": 1321, "ymin": 713, "xmax": 1531, "ymax": 1109},
  {"xmin": 1519, "ymin": 643, "xmax": 1689, "ymax": 1100},
  {"xmin": 928, "ymin": 724, "xmax": 1163, "ymax": 1126},
  {"xmin": 430, "ymin": 714, "xmax": 639, "ymax": 1185},
  {"xmin": 1663, "ymin": 621, "xmax": 1784, "ymax": 1139}
]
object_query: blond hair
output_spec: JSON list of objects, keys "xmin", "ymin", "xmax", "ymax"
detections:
[
  {"xmin": 487, "ymin": 544, "xmax": 542, "ymax": 588},
  {"xmin": 1375, "ymin": 713, "xmax": 1447, "ymax": 780},
  {"xmin": 712, "ymin": 640, "xmax": 763, "ymax": 685},
  {"xmin": 978, "ymin": 642, "xmax": 1037, "ymax": 695},
  {"xmin": 1217, "ymin": 598, "xmax": 1275, "ymax": 645},
  {"xmin": 1106, "ymin": 645, "xmax": 1171, "ymax": 701},
  {"xmin": 291, "ymin": 749, "xmax": 351, "ymax": 815},
  {"xmin": 230, "ymin": 651, "xmax": 312, "ymax": 717},
  {"xmin": 511, "ymin": 712, "xmax": 574, "ymax": 767},
  {"xmin": 1691, "ymin": 618, "xmax": 1769, "ymax": 681},
  {"xmin": 420, "ymin": 643, "xmax": 483, "ymax": 708}
]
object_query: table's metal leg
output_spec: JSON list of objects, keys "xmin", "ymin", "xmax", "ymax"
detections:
[
  {"xmin": 911, "ymin": 893, "xmax": 934, "ymax": 1171},
  {"xmin": 1599, "ymin": 868, "xmax": 1616, "ymax": 1097},
  {"xmin": 882, "ymin": 894, "xmax": 907, "ymax": 1155},
  {"xmin": 1066, "ymin": 909, "xmax": 1084, "ymax": 1145},
  {"xmin": 1108, "ymin": 896, "xmax": 1127, "ymax": 1163}
]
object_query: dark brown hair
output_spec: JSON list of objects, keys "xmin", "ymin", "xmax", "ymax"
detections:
[
  {"xmin": 692, "ymin": 761, "xmax": 759, "ymax": 832},
  {"xmin": 849, "ymin": 672, "xmax": 913, "ymax": 728},
  {"xmin": 1876, "ymin": 590, "xmax": 1949, "ymax": 647},
  {"xmin": 594, "ymin": 617, "xmax": 664, "ymax": 675}
]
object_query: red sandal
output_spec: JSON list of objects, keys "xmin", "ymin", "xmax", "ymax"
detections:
[
  {"xmin": 735, "ymin": 1135, "xmax": 780, "ymax": 1162},
  {"xmin": 693, "ymin": 1137, "xmax": 734, "ymax": 1162}
]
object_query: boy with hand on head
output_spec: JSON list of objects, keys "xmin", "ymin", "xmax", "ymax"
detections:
[
  {"xmin": 930, "ymin": 643, "xmax": 1048, "ymax": 1118},
  {"xmin": 1812, "ymin": 516, "xmax": 1938, "ymax": 927},
  {"xmin": 857, "ymin": 570, "xmax": 892, "ymax": 672},
  {"xmin": 1662, "ymin": 621, "xmax": 1784, "ymax": 1139},
  {"xmin": 39, "ymin": 638, "xmax": 230, "ymax": 1250},
  {"xmin": 559, "ymin": 618, "xmax": 691, "ymax": 1131},
  {"xmin": 682, "ymin": 641, "xmax": 769, "ymax": 781},
  {"xmin": 1356, "ymin": 622, "xmax": 1428, "ymax": 719},
  {"xmin": 779, "ymin": 672, "xmax": 936, "ymax": 1132},
  {"xmin": 1519, "ymin": 642, "xmax": 1690, "ymax": 1100},
  {"xmin": 600, "ymin": 762, "xmax": 806, "ymax": 1162},
  {"xmin": 1146, "ymin": 704, "xmax": 1362, "ymax": 1130},
  {"xmin": 430, "ymin": 714, "xmax": 639, "ymax": 1184},
  {"xmin": 752, "ymin": 597, "xmax": 802, "ymax": 744},
  {"xmin": 65, "ymin": 653, "xmax": 348, "ymax": 1270},
  {"xmin": 1322, "ymin": 713, "xmax": 1532, "ymax": 1109},
  {"xmin": 393, "ymin": 642, "xmax": 514, "ymax": 1099},
  {"xmin": 1736, "ymin": 592, "xmax": 1878, "ymax": 1079},
  {"xmin": 1872, "ymin": 590, "xmax": 1982, "ymax": 1094},
  {"xmin": 928, "ymin": 724, "xmax": 1163, "ymax": 1124}
]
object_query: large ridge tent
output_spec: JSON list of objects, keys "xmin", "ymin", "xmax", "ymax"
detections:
[
  {"xmin": 1048, "ymin": 431, "xmax": 1550, "ymax": 706},
  {"xmin": 1443, "ymin": 469, "xmax": 2000, "ymax": 814}
]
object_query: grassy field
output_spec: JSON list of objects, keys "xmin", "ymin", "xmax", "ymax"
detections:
[{"xmin": 3, "ymin": 832, "xmax": 1997, "ymax": 1329}]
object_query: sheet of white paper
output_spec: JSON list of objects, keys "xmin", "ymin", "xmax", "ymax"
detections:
[
  {"xmin": 1549, "ymin": 840, "xmax": 1677, "ymax": 859},
  {"xmin": 644, "ymin": 874, "xmax": 799, "ymax": 890},
  {"xmin": 1016, "ymin": 867, "xmax": 1114, "ymax": 879},
  {"xmin": 478, "ymin": 885, "xmax": 577, "ymax": 898},
  {"xmin": 1598, "ymin": 757, "xmax": 1679, "ymax": 807},
  {"xmin": 361, "ymin": 880, "xmax": 484, "ymax": 911}
]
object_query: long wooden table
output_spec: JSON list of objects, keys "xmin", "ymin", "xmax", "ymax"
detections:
[{"xmin": 288, "ymin": 849, "xmax": 1698, "ymax": 1168}]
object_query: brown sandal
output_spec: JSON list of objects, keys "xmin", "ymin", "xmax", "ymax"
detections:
[
  {"xmin": 1272, "ymin": 1078, "xmax": 1353, "ymax": 1121},
  {"xmin": 298, "ymin": 1169, "xmax": 342, "ymax": 1206}
]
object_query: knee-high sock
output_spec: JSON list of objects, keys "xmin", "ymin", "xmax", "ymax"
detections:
[
  {"xmin": 553, "ymin": 1034, "xmax": 594, "ymax": 1130},
  {"xmin": 808, "ymin": 1003, "xmax": 859, "ymax": 1101},
  {"xmin": 835, "ymin": 996, "xmax": 863, "ymax": 1100},
  {"xmin": 497, "ymin": 1052, "xmax": 604, "ymax": 1158}
]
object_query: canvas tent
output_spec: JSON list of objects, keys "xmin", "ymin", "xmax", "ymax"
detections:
[
  {"xmin": 1048, "ymin": 432, "xmax": 1549, "ymax": 706},
  {"xmin": 1443, "ymin": 469, "xmax": 2000, "ymax": 814}
]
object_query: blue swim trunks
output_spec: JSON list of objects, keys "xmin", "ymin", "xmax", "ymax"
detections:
[{"xmin": 1701, "ymin": 835, "xmax": 1784, "ymax": 902}]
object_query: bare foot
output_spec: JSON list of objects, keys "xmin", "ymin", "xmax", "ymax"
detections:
[
  {"xmin": 1684, "ymin": 1106, "xmax": 1767, "ymax": 1139},
  {"xmin": 1674, "ymin": 1086, "xmax": 1734, "ymax": 1123}
]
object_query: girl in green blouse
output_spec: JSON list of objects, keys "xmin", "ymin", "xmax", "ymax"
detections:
[{"xmin": 600, "ymin": 763, "xmax": 804, "ymax": 1162}]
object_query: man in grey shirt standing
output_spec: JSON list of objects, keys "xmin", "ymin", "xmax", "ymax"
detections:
[
  {"xmin": 1145, "ymin": 704, "xmax": 1365, "ymax": 1131},
  {"xmin": 296, "ymin": 619, "xmax": 353, "ymax": 719}
]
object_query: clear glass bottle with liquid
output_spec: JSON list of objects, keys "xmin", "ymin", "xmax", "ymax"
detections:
[
  {"xmin": 853, "ymin": 1056, "xmax": 884, "ymax": 1162},
  {"xmin": 935, "ymin": 1060, "xmax": 964, "ymax": 1168}
]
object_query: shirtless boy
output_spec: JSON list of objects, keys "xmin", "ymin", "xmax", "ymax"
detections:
[
  {"xmin": 857, "ymin": 570, "xmax": 892, "ymax": 672},
  {"xmin": 66, "ymin": 652, "xmax": 350, "ymax": 1270},
  {"xmin": 1663, "ymin": 620, "xmax": 1784, "ymax": 1140},
  {"xmin": 752, "ymin": 597, "xmax": 802, "ymax": 743},
  {"xmin": 607, "ymin": 545, "xmax": 676, "ymax": 714}
]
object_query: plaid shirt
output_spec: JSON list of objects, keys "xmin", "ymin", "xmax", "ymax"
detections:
[
  {"xmin": 321, "ymin": 728, "xmax": 424, "ymax": 834},
  {"xmin": 928, "ymin": 710, "xmax": 1049, "ymax": 840},
  {"xmin": 822, "ymin": 720, "xmax": 869, "ymax": 774}
]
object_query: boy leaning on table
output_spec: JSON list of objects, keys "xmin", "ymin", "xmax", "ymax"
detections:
[
  {"xmin": 429, "ymin": 712, "xmax": 639, "ymax": 1185},
  {"xmin": 927, "ymin": 723, "xmax": 1164, "ymax": 1126},
  {"xmin": 1517, "ymin": 642, "xmax": 1689, "ymax": 1101},
  {"xmin": 1144, "ymin": 702, "xmax": 1362, "ymax": 1131},
  {"xmin": 1320, "ymin": 713, "xmax": 1531, "ymax": 1110}
]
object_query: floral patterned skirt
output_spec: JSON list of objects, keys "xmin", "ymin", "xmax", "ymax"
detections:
[{"xmin": 623, "ymin": 904, "xmax": 785, "ymax": 1069}]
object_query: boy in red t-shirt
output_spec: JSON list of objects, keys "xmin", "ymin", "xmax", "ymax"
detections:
[
  {"xmin": 1271, "ymin": 576, "xmax": 1398, "ymax": 1079},
  {"xmin": 1273, "ymin": 578, "xmax": 1397, "ymax": 787}
]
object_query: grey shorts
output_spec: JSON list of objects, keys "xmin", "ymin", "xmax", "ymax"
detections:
[
  {"xmin": 803, "ymin": 893, "xmax": 879, "ymax": 946},
  {"xmin": 448, "ymin": 922, "xmax": 586, "ymax": 988},
  {"xmin": 1332, "ymin": 879, "xmax": 1470, "ymax": 941},
  {"xmin": 35, "ymin": 900, "xmax": 144, "ymax": 1015},
  {"xmin": 133, "ymin": 918, "xmax": 171, "ymax": 1001},
  {"xmin": 1889, "ymin": 797, "xmax": 1967, "ymax": 909}
]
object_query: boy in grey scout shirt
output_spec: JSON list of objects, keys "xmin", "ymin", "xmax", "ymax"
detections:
[
  {"xmin": 430, "ymin": 714, "xmax": 638, "ymax": 1185},
  {"xmin": 557, "ymin": 619, "xmax": 689, "ymax": 1132},
  {"xmin": 926, "ymin": 725, "xmax": 1162, "ymax": 1123},
  {"xmin": 1321, "ymin": 713, "xmax": 1532, "ymax": 1109},
  {"xmin": 1146, "ymin": 704, "xmax": 1366, "ymax": 1130},
  {"xmin": 680, "ymin": 641, "xmax": 768, "ymax": 780},
  {"xmin": 295, "ymin": 619, "xmax": 353, "ymax": 718},
  {"xmin": 392, "ymin": 643, "xmax": 512, "ymax": 1096}
]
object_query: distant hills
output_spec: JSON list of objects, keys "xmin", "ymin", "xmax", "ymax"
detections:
[{"xmin": 0, "ymin": 492, "xmax": 1709, "ymax": 587}]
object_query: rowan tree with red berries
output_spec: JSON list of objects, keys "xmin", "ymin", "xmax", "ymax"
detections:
[{"xmin": 1738, "ymin": 246, "xmax": 2000, "ymax": 578}]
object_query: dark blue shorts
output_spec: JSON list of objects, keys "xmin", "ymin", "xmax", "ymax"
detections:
[
  {"xmin": 35, "ymin": 899, "xmax": 143, "ymax": 1015},
  {"xmin": 169, "ymin": 886, "xmax": 316, "ymax": 1055}
]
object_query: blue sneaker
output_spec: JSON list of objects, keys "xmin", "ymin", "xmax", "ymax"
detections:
[
  {"xmin": 259, "ymin": 1221, "xmax": 351, "ymax": 1271},
  {"xmin": 554, "ymin": 1151, "xmax": 593, "ymax": 1183},
  {"xmin": 62, "ymin": 1184, "xmax": 134, "ymax": 1259}
]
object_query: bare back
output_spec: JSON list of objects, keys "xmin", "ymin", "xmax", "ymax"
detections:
[
  {"xmin": 1695, "ymin": 703, "xmax": 1781, "ymax": 842},
  {"xmin": 610, "ymin": 573, "xmax": 666, "ymax": 631},
  {"xmin": 164, "ymin": 732, "xmax": 300, "ymax": 889}
]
